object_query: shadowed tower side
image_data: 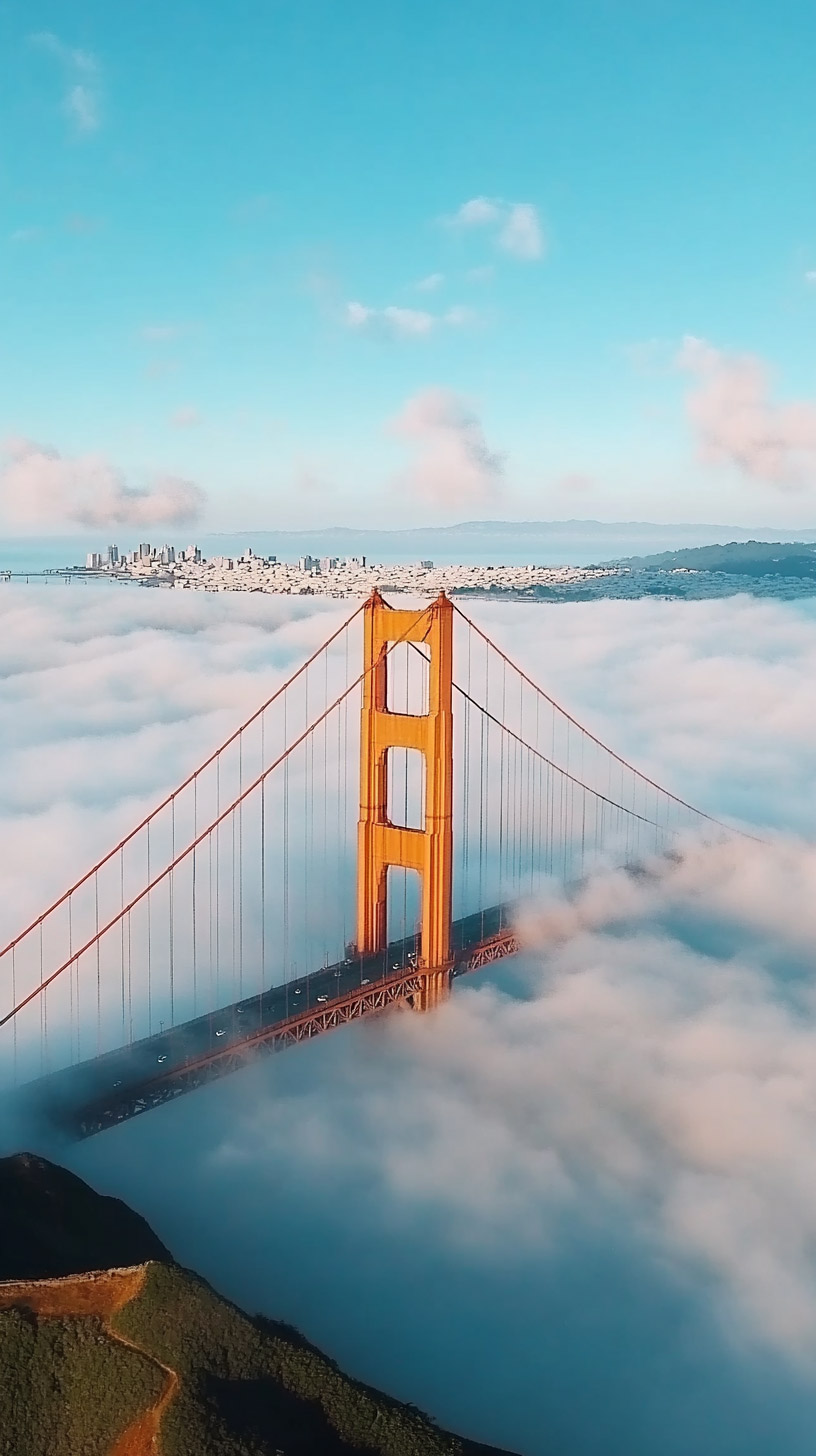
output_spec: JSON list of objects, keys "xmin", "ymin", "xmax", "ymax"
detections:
[{"xmin": 356, "ymin": 591, "xmax": 454, "ymax": 1011}]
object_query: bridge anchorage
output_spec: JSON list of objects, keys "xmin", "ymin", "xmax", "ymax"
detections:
[{"xmin": 0, "ymin": 592, "xmax": 732, "ymax": 1138}]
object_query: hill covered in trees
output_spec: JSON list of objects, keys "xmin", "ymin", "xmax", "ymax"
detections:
[
  {"xmin": 0, "ymin": 1153, "xmax": 519, "ymax": 1456},
  {"xmin": 616, "ymin": 540, "xmax": 816, "ymax": 576}
]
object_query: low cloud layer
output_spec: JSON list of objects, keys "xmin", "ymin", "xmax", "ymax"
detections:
[
  {"xmin": 414, "ymin": 272, "xmax": 445, "ymax": 293},
  {"xmin": 0, "ymin": 437, "xmax": 204, "ymax": 529},
  {"xmin": 678, "ymin": 335, "xmax": 816, "ymax": 489},
  {"xmin": 387, "ymin": 388, "xmax": 505, "ymax": 505},
  {"xmin": 195, "ymin": 833, "xmax": 816, "ymax": 1362},
  {"xmin": 3, "ymin": 590, "xmax": 816, "ymax": 1452}
]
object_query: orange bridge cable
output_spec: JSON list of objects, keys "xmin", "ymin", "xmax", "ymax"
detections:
[
  {"xmin": 0, "ymin": 600, "xmax": 366, "ymax": 966},
  {"xmin": 451, "ymin": 680, "xmax": 715, "ymax": 835},
  {"xmin": 449, "ymin": 602, "xmax": 750, "ymax": 835},
  {"xmin": 404, "ymin": 635, "xmax": 690, "ymax": 832},
  {"xmin": 0, "ymin": 601, "xmax": 435, "ymax": 1029}
]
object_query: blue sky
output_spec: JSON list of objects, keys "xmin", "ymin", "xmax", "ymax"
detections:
[{"xmin": 2, "ymin": 0, "xmax": 816, "ymax": 531}]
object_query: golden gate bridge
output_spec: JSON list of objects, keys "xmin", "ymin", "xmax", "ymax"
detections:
[{"xmin": 0, "ymin": 592, "xmax": 729, "ymax": 1138}]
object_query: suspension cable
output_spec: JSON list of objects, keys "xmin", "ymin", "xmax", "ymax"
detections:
[
  {"xmin": 0, "ymin": 601, "xmax": 434, "ymax": 1029},
  {"xmin": 0, "ymin": 600, "xmax": 366, "ymax": 964}
]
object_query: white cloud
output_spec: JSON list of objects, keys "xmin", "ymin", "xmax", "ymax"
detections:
[
  {"xmin": 217, "ymin": 835, "xmax": 816, "ymax": 1361},
  {"xmin": 453, "ymin": 197, "xmax": 503, "ymax": 227},
  {"xmin": 497, "ymin": 202, "xmax": 544, "ymax": 260},
  {"xmin": 0, "ymin": 592, "xmax": 342, "ymax": 940},
  {"xmin": 441, "ymin": 305, "xmax": 477, "ymax": 327},
  {"xmin": 387, "ymin": 387, "xmax": 505, "ymax": 505},
  {"xmin": 0, "ymin": 437, "xmax": 205, "ymax": 529},
  {"xmin": 415, "ymin": 272, "xmax": 445, "ymax": 293},
  {"xmin": 65, "ymin": 83, "xmax": 98, "ymax": 134},
  {"xmin": 346, "ymin": 302, "xmax": 434, "ymax": 338},
  {"xmin": 344, "ymin": 301, "xmax": 475, "ymax": 341},
  {"xmin": 447, "ymin": 196, "xmax": 545, "ymax": 260},
  {"xmin": 30, "ymin": 32, "xmax": 101, "ymax": 135},
  {"xmin": 806, "ymin": 271, "xmax": 816, "ymax": 285},
  {"xmin": 4, "ymin": 594, "xmax": 816, "ymax": 1451},
  {"xmin": 678, "ymin": 335, "xmax": 816, "ymax": 489}
]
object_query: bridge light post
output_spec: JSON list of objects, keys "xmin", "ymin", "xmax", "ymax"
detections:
[{"xmin": 356, "ymin": 590, "xmax": 454, "ymax": 1010}]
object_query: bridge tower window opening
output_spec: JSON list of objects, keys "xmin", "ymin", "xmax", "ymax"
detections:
[
  {"xmin": 386, "ymin": 746, "xmax": 426, "ymax": 833},
  {"xmin": 386, "ymin": 639, "xmax": 430, "ymax": 717},
  {"xmin": 386, "ymin": 866, "xmax": 422, "ymax": 959}
]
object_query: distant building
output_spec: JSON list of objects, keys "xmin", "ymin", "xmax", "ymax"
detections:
[
  {"xmin": 107, "ymin": 545, "xmax": 119, "ymax": 566},
  {"xmin": 420, "ymin": 559, "xmax": 433, "ymax": 569},
  {"xmin": 85, "ymin": 552, "xmax": 102, "ymax": 570},
  {"xmin": 298, "ymin": 555, "xmax": 315, "ymax": 572},
  {"xmin": 319, "ymin": 556, "xmax": 339, "ymax": 573},
  {"xmin": 139, "ymin": 542, "xmax": 152, "ymax": 559}
]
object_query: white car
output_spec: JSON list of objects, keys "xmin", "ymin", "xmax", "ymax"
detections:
[
  {"xmin": 317, "ymin": 994, "xmax": 328, "ymax": 1003},
  {"xmin": 215, "ymin": 1027, "xmax": 227, "ymax": 1037}
]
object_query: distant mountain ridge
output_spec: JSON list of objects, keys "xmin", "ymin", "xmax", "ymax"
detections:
[
  {"xmin": 6, "ymin": 521, "xmax": 816, "ymax": 573},
  {"xmin": 200, "ymin": 521, "xmax": 816, "ymax": 569},
  {"xmin": 0, "ymin": 1154, "xmax": 520, "ymax": 1456}
]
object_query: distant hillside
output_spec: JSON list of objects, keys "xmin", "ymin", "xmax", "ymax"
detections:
[
  {"xmin": 198, "ymin": 522, "xmax": 816, "ymax": 569},
  {"xmin": 615, "ymin": 540, "xmax": 816, "ymax": 576},
  {"xmin": 0, "ymin": 1154, "xmax": 519, "ymax": 1456},
  {"xmin": 0, "ymin": 1151, "xmax": 173, "ymax": 1281}
]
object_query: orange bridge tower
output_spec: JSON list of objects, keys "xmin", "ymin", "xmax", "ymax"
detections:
[{"xmin": 356, "ymin": 591, "xmax": 453, "ymax": 1011}]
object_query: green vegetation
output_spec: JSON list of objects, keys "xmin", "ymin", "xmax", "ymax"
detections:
[
  {"xmin": 619, "ymin": 540, "xmax": 816, "ymax": 574},
  {"xmin": 0, "ymin": 1155, "xmax": 515, "ymax": 1456},
  {"xmin": 114, "ymin": 1261, "xmax": 484, "ymax": 1456},
  {"xmin": 0, "ymin": 1306, "xmax": 164, "ymax": 1456}
]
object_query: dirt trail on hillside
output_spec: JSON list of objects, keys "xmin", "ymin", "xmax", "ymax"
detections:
[{"xmin": 0, "ymin": 1263, "xmax": 178, "ymax": 1456}]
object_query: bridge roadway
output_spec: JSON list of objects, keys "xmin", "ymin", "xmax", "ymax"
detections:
[{"xmin": 27, "ymin": 903, "xmax": 517, "ymax": 1140}]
